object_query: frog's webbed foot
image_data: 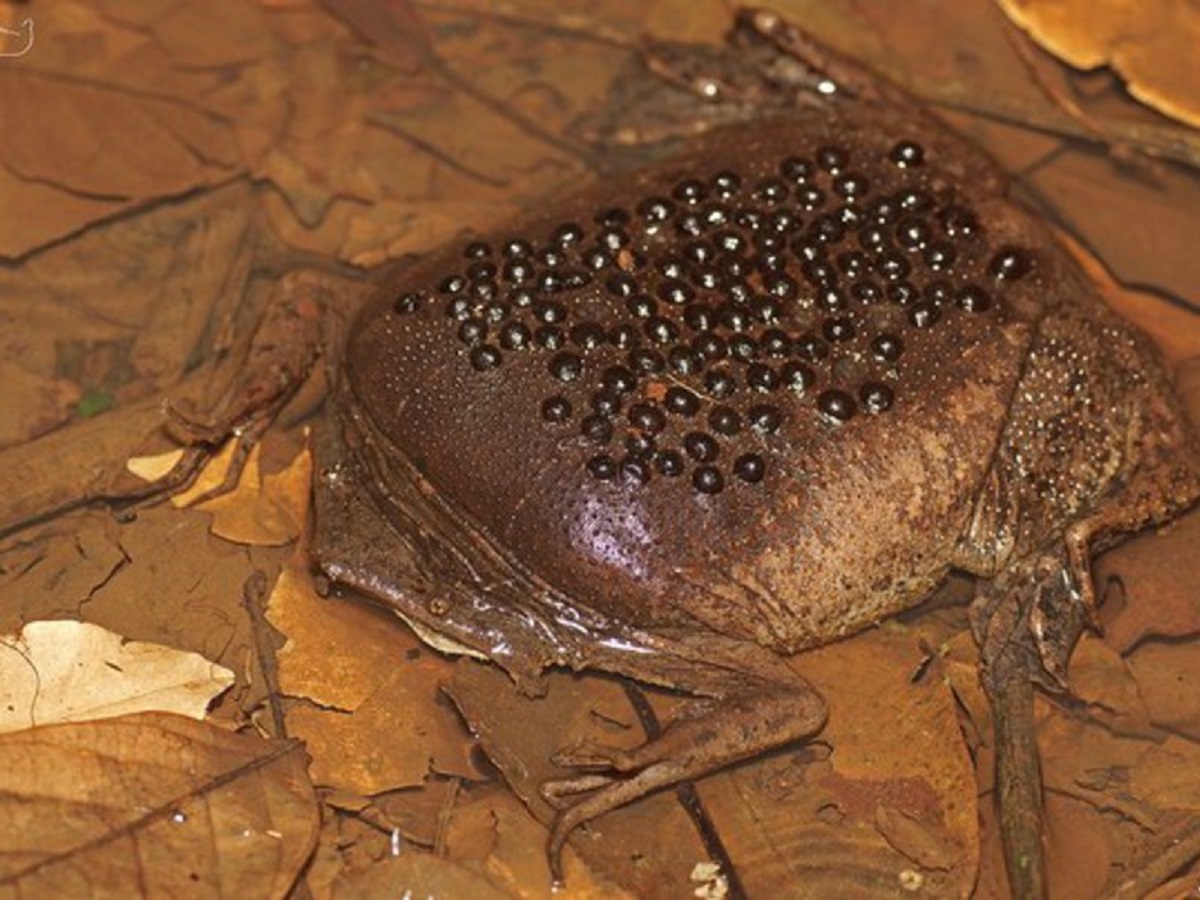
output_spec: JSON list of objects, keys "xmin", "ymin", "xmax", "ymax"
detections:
[{"xmin": 539, "ymin": 684, "xmax": 826, "ymax": 884}]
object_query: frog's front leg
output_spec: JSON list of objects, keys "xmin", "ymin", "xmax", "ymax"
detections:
[
  {"xmin": 160, "ymin": 270, "xmax": 346, "ymax": 501},
  {"xmin": 540, "ymin": 676, "xmax": 826, "ymax": 883}
]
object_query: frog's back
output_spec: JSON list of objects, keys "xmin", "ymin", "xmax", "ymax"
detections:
[{"xmin": 342, "ymin": 105, "xmax": 1063, "ymax": 652}]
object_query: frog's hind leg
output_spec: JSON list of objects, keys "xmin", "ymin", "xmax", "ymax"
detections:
[
  {"xmin": 1060, "ymin": 445, "xmax": 1200, "ymax": 639},
  {"xmin": 540, "ymin": 676, "xmax": 826, "ymax": 884}
]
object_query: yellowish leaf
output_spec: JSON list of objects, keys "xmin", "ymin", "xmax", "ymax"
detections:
[
  {"xmin": 998, "ymin": 0, "xmax": 1200, "ymax": 127},
  {"xmin": 126, "ymin": 448, "xmax": 186, "ymax": 484},
  {"xmin": 0, "ymin": 620, "xmax": 233, "ymax": 734},
  {"xmin": 172, "ymin": 438, "xmax": 238, "ymax": 508},
  {"xmin": 196, "ymin": 438, "xmax": 312, "ymax": 546}
]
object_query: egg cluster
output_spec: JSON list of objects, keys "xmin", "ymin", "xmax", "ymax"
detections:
[{"xmin": 392, "ymin": 138, "xmax": 1033, "ymax": 494}]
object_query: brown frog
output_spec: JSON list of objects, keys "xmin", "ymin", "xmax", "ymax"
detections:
[{"xmin": 311, "ymin": 9, "xmax": 1200, "ymax": 895}]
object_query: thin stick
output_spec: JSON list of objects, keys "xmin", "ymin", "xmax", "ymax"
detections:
[{"xmin": 988, "ymin": 660, "xmax": 1048, "ymax": 900}]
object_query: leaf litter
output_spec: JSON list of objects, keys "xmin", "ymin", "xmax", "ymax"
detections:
[{"xmin": 0, "ymin": 0, "xmax": 1197, "ymax": 896}]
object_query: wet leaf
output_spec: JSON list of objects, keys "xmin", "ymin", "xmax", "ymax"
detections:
[
  {"xmin": 374, "ymin": 779, "xmax": 462, "ymax": 848},
  {"xmin": 728, "ymin": 625, "xmax": 978, "ymax": 897},
  {"xmin": 0, "ymin": 620, "xmax": 233, "ymax": 734},
  {"xmin": 267, "ymin": 559, "xmax": 482, "ymax": 793},
  {"xmin": 0, "ymin": 1, "xmax": 1196, "ymax": 897},
  {"xmin": 0, "ymin": 358, "xmax": 81, "ymax": 447},
  {"xmin": 441, "ymin": 785, "xmax": 629, "ymax": 899},
  {"xmin": 0, "ymin": 713, "xmax": 317, "ymax": 898},
  {"xmin": 1126, "ymin": 641, "xmax": 1200, "ymax": 741},
  {"xmin": 1042, "ymin": 794, "xmax": 1118, "ymax": 900},
  {"xmin": 1096, "ymin": 509, "xmax": 1200, "ymax": 652},
  {"xmin": 1065, "ymin": 633, "xmax": 1153, "ymax": 736},
  {"xmin": 328, "ymin": 852, "xmax": 512, "ymax": 900},
  {"xmin": 0, "ymin": 68, "xmax": 238, "ymax": 259}
]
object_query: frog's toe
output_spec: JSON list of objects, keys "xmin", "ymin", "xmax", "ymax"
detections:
[
  {"xmin": 539, "ymin": 773, "xmax": 617, "ymax": 808},
  {"xmin": 550, "ymin": 741, "xmax": 635, "ymax": 771},
  {"xmin": 545, "ymin": 760, "xmax": 687, "ymax": 884}
]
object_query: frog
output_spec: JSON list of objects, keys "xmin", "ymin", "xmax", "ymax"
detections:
[{"xmin": 308, "ymin": 8, "xmax": 1200, "ymax": 895}]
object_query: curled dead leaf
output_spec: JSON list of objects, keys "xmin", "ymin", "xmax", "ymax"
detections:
[{"xmin": 998, "ymin": 0, "xmax": 1200, "ymax": 127}]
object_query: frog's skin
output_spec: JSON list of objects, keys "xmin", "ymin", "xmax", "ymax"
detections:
[{"xmin": 312, "ymin": 8, "xmax": 1200, "ymax": 887}]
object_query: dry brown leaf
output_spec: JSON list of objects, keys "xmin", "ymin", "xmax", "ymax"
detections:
[
  {"xmin": 196, "ymin": 438, "xmax": 312, "ymax": 546},
  {"xmin": 1097, "ymin": 509, "xmax": 1200, "ymax": 652},
  {"xmin": 998, "ymin": 0, "xmax": 1200, "ymax": 127},
  {"xmin": 0, "ymin": 619, "xmax": 234, "ymax": 734},
  {"xmin": 0, "ymin": 712, "xmax": 318, "ymax": 898},
  {"xmin": 447, "ymin": 788, "xmax": 630, "ymax": 900},
  {"xmin": 1126, "ymin": 641, "xmax": 1200, "ymax": 740},
  {"xmin": 329, "ymin": 851, "xmax": 512, "ymax": 900},
  {"xmin": 267, "ymin": 560, "xmax": 481, "ymax": 794}
]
